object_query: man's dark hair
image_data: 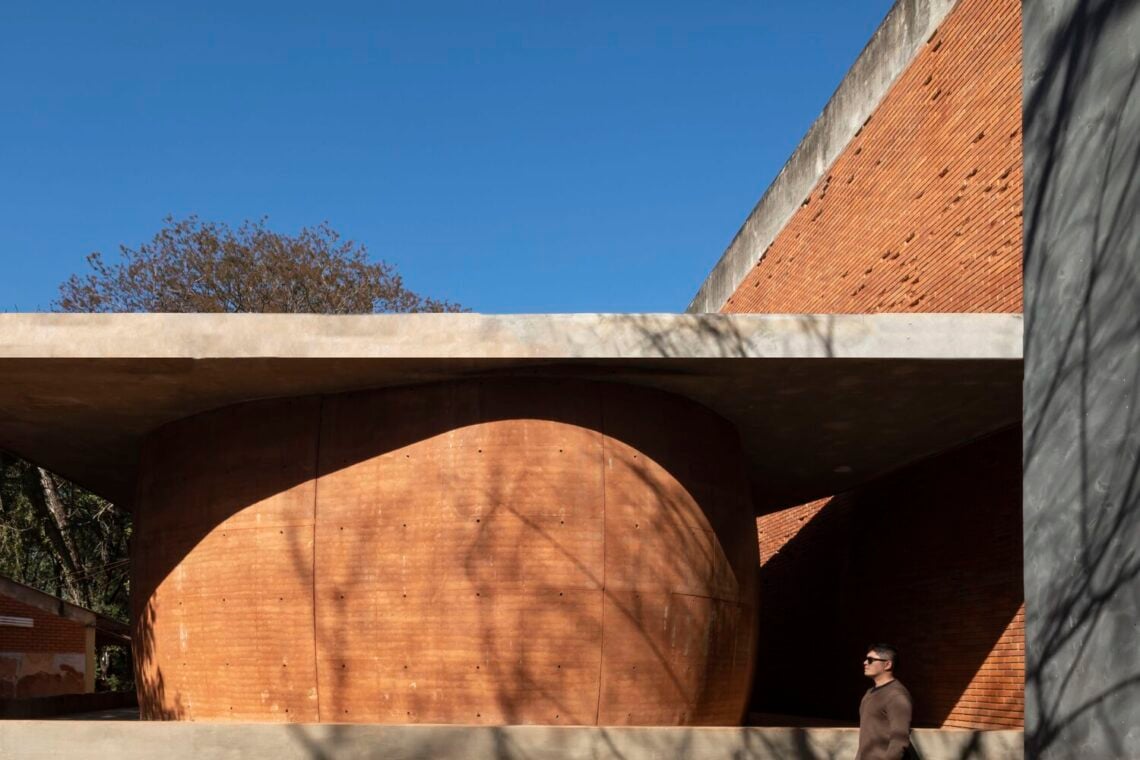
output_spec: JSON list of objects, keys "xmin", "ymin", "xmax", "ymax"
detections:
[{"xmin": 869, "ymin": 643, "xmax": 899, "ymax": 667}]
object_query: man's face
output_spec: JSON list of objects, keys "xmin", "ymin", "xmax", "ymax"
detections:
[{"xmin": 863, "ymin": 651, "xmax": 891, "ymax": 678}]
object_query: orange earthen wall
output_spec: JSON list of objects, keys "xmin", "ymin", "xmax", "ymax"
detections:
[
  {"xmin": 723, "ymin": 0, "xmax": 1022, "ymax": 315},
  {"xmin": 722, "ymin": 0, "xmax": 1024, "ymax": 730},
  {"xmin": 132, "ymin": 381, "xmax": 758, "ymax": 724}
]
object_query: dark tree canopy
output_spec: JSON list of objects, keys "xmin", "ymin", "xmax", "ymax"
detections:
[{"xmin": 56, "ymin": 215, "xmax": 462, "ymax": 314}]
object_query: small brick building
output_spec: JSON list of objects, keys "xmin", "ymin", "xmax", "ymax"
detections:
[{"xmin": 0, "ymin": 576, "xmax": 129, "ymax": 699}]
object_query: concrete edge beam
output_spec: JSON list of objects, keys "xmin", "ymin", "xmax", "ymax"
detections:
[
  {"xmin": 687, "ymin": 0, "xmax": 959, "ymax": 313},
  {"xmin": 0, "ymin": 723, "xmax": 1024, "ymax": 760},
  {"xmin": 0, "ymin": 312, "xmax": 1022, "ymax": 360}
]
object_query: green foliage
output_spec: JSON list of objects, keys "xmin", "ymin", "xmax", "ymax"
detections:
[
  {"xmin": 2, "ymin": 216, "xmax": 461, "ymax": 693},
  {"xmin": 0, "ymin": 457, "xmax": 130, "ymax": 616},
  {"xmin": 0, "ymin": 460, "xmax": 59, "ymax": 594},
  {"xmin": 97, "ymin": 645, "xmax": 134, "ymax": 693},
  {"xmin": 0, "ymin": 454, "xmax": 133, "ymax": 690}
]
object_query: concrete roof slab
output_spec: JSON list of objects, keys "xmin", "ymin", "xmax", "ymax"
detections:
[{"xmin": 0, "ymin": 313, "xmax": 1021, "ymax": 511}]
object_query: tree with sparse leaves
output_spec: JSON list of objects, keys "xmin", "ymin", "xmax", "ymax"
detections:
[
  {"xmin": 2, "ymin": 216, "xmax": 461, "ymax": 691},
  {"xmin": 57, "ymin": 215, "xmax": 462, "ymax": 314}
]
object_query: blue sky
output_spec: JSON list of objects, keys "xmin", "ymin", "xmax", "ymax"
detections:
[{"xmin": 0, "ymin": 1, "xmax": 893, "ymax": 313}]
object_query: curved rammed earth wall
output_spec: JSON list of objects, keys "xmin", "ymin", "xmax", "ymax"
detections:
[{"xmin": 131, "ymin": 380, "xmax": 757, "ymax": 724}]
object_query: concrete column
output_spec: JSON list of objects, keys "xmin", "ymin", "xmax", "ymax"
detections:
[{"xmin": 1023, "ymin": 0, "xmax": 1140, "ymax": 757}]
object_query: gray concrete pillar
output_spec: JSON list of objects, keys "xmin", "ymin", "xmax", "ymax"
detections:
[{"xmin": 1023, "ymin": 0, "xmax": 1140, "ymax": 757}]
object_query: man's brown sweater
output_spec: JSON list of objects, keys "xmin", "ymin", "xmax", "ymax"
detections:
[{"xmin": 856, "ymin": 679, "xmax": 913, "ymax": 760}]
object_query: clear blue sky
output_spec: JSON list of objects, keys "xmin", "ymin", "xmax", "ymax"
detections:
[{"xmin": 0, "ymin": 1, "xmax": 893, "ymax": 313}]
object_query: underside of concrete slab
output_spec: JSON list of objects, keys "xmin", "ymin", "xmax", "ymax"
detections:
[{"xmin": 0, "ymin": 313, "xmax": 1021, "ymax": 511}]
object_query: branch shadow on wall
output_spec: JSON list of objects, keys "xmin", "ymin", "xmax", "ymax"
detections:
[
  {"xmin": 310, "ymin": 380, "xmax": 754, "ymax": 729},
  {"xmin": 126, "ymin": 307, "xmax": 1024, "ymax": 760},
  {"xmin": 1023, "ymin": 0, "xmax": 1140, "ymax": 757},
  {"xmin": 131, "ymin": 378, "xmax": 758, "ymax": 747},
  {"xmin": 130, "ymin": 601, "xmax": 183, "ymax": 720},
  {"xmin": 617, "ymin": 312, "xmax": 839, "ymax": 360},
  {"xmin": 750, "ymin": 427, "xmax": 1023, "ymax": 732}
]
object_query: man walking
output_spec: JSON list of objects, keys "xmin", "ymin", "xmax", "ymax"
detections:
[{"xmin": 856, "ymin": 643, "xmax": 913, "ymax": 760}]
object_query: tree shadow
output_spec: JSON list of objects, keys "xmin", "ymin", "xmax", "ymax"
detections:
[
  {"xmin": 604, "ymin": 312, "xmax": 837, "ymax": 360},
  {"xmin": 129, "ymin": 602, "xmax": 183, "ymax": 719},
  {"xmin": 314, "ymin": 379, "xmax": 755, "ymax": 726},
  {"xmin": 131, "ymin": 379, "xmax": 757, "ymax": 726},
  {"xmin": 124, "ymin": 312, "xmax": 1017, "ymax": 728},
  {"xmin": 281, "ymin": 723, "xmax": 1020, "ymax": 760},
  {"xmin": 1023, "ymin": 0, "xmax": 1140, "ymax": 757},
  {"xmin": 748, "ymin": 428, "xmax": 1023, "ymax": 729}
]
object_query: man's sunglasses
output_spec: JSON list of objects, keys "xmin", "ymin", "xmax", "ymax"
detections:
[{"xmin": 864, "ymin": 656, "xmax": 890, "ymax": 664}]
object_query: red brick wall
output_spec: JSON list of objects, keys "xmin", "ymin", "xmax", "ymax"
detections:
[
  {"xmin": 723, "ymin": 0, "xmax": 1025, "ymax": 731},
  {"xmin": 753, "ymin": 429, "xmax": 1024, "ymax": 729},
  {"xmin": 0, "ymin": 595, "xmax": 86, "ymax": 654},
  {"xmin": 723, "ymin": 0, "xmax": 1022, "ymax": 315},
  {"xmin": 0, "ymin": 594, "xmax": 89, "ymax": 698}
]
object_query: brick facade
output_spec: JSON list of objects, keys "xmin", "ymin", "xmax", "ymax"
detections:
[
  {"xmin": 721, "ymin": 0, "xmax": 1025, "ymax": 731},
  {"xmin": 723, "ymin": 0, "xmax": 1021, "ymax": 315},
  {"xmin": 0, "ymin": 593, "xmax": 89, "ymax": 698},
  {"xmin": 0, "ymin": 595, "xmax": 86, "ymax": 654},
  {"xmin": 753, "ymin": 429, "xmax": 1023, "ymax": 729}
]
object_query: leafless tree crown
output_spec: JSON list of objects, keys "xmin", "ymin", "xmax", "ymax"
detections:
[{"xmin": 56, "ymin": 216, "xmax": 462, "ymax": 314}]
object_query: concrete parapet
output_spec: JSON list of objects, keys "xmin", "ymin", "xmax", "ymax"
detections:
[
  {"xmin": 0, "ymin": 312, "xmax": 1021, "ymax": 361},
  {"xmin": 0, "ymin": 722, "xmax": 1024, "ymax": 759}
]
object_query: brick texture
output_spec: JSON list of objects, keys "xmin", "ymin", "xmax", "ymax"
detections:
[
  {"xmin": 726, "ymin": 0, "xmax": 1025, "ymax": 729},
  {"xmin": 0, "ymin": 594, "xmax": 86, "ymax": 654},
  {"xmin": 723, "ymin": 0, "xmax": 1022, "ymax": 315},
  {"xmin": 753, "ymin": 429, "xmax": 1023, "ymax": 729},
  {"xmin": 133, "ymin": 382, "xmax": 758, "ymax": 723}
]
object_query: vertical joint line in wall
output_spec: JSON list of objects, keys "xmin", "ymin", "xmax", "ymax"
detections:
[
  {"xmin": 311, "ymin": 395, "xmax": 323, "ymax": 722},
  {"xmin": 594, "ymin": 403, "xmax": 608, "ymax": 725}
]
